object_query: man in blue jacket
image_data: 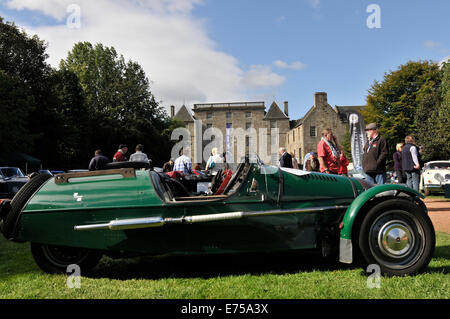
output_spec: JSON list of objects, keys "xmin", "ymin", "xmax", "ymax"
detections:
[{"xmin": 88, "ymin": 150, "xmax": 110, "ymax": 171}]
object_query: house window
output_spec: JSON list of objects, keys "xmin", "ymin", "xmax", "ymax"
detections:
[
  {"xmin": 246, "ymin": 136, "xmax": 250, "ymax": 147},
  {"xmin": 245, "ymin": 112, "xmax": 251, "ymax": 118},
  {"xmin": 226, "ymin": 112, "xmax": 232, "ymax": 119},
  {"xmin": 270, "ymin": 121, "xmax": 276, "ymax": 129},
  {"xmin": 246, "ymin": 122, "xmax": 251, "ymax": 130},
  {"xmin": 207, "ymin": 112, "xmax": 213, "ymax": 120},
  {"xmin": 206, "ymin": 124, "xmax": 213, "ymax": 129},
  {"xmin": 310, "ymin": 126, "xmax": 316, "ymax": 137}
]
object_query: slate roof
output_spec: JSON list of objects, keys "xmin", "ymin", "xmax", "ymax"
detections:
[
  {"xmin": 174, "ymin": 105, "xmax": 195, "ymax": 123},
  {"xmin": 263, "ymin": 101, "xmax": 289, "ymax": 120}
]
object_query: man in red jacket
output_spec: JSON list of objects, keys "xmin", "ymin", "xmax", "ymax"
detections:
[
  {"xmin": 317, "ymin": 129, "xmax": 340, "ymax": 174},
  {"xmin": 113, "ymin": 144, "xmax": 128, "ymax": 162}
]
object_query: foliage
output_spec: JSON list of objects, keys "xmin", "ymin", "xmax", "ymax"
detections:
[
  {"xmin": 1, "ymin": 17, "xmax": 175, "ymax": 169},
  {"xmin": 341, "ymin": 130, "xmax": 353, "ymax": 163},
  {"xmin": 59, "ymin": 42, "xmax": 171, "ymax": 166},
  {"xmin": 48, "ymin": 69, "xmax": 91, "ymax": 169},
  {"xmin": 362, "ymin": 61, "xmax": 442, "ymax": 159},
  {"xmin": 0, "ymin": 17, "xmax": 51, "ymax": 158},
  {"xmin": 436, "ymin": 62, "xmax": 450, "ymax": 159},
  {"xmin": 0, "ymin": 71, "xmax": 34, "ymax": 153}
]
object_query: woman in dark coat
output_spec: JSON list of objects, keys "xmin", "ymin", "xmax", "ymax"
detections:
[{"xmin": 393, "ymin": 143, "xmax": 405, "ymax": 184}]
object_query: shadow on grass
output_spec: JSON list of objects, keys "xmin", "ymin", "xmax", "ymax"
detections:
[
  {"xmin": 90, "ymin": 242, "xmax": 450, "ymax": 280},
  {"xmin": 426, "ymin": 245, "xmax": 450, "ymax": 274},
  {"xmin": 88, "ymin": 250, "xmax": 355, "ymax": 280}
]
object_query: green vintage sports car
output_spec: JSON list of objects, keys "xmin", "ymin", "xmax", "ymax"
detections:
[{"xmin": 0, "ymin": 160, "xmax": 435, "ymax": 276}]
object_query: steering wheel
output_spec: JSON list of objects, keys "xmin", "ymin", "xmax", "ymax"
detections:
[
  {"xmin": 210, "ymin": 169, "xmax": 223, "ymax": 194},
  {"xmin": 222, "ymin": 162, "xmax": 245, "ymax": 194}
]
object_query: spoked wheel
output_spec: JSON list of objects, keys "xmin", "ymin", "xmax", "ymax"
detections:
[
  {"xmin": 358, "ymin": 199, "xmax": 435, "ymax": 276},
  {"xmin": 31, "ymin": 243, "xmax": 102, "ymax": 274}
]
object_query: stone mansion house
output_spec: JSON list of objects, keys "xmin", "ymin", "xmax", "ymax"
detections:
[{"xmin": 172, "ymin": 92, "xmax": 364, "ymax": 166}]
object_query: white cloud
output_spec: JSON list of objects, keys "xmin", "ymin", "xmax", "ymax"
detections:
[
  {"xmin": 4, "ymin": 0, "xmax": 252, "ymax": 111},
  {"xmin": 242, "ymin": 65, "xmax": 285, "ymax": 88},
  {"xmin": 307, "ymin": 0, "xmax": 320, "ymax": 9},
  {"xmin": 273, "ymin": 60, "xmax": 305, "ymax": 70},
  {"xmin": 424, "ymin": 40, "xmax": 442, "ymax": 48}
]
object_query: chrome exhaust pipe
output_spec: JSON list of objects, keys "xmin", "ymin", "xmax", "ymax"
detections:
[
  {"xmin": 74, "ymin": 217, "xmax": 165, "ymax": 231},
  {"xmin": 74, "ymin": 206, "xmax": 348, "ymax": 232}
]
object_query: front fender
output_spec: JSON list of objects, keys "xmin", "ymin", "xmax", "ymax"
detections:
[{"xmin": 339, "ymin": 184, "xmax": 424, "ymax": 264}]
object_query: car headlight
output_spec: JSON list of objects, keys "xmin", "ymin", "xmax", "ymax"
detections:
[{"xmin": 434, "ymin": 173, "xmax": 444, "ymax": 183}]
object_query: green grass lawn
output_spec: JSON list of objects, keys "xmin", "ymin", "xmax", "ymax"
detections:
[
  {"xmin": 1, "ymin": 233, "xmax": 449, "ymax": 299},
  {"xmin": 425, "ymin": 194, "xmax": 450, "ymax": 200}
]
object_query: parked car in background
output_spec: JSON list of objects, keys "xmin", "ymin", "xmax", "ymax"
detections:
[
  {"xmin": 420, "ymin": 160, "xmax": 450, "ymax": 196},
  {"xmin": 50, "ymin": 170, "xmax": 65, "ymax": 175},
  {"xmin": 0, "ymin": 167, "xmax": 28, "ymax": 199},
  {"xmin": 38, "ymin": 169, "xmax": 53, "ymax": 176}
]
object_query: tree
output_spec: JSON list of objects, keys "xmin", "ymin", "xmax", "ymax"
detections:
[
  {"xmin": 49, "ymin": 69, "xmax": 91, "ymax": 169},
  {"xmin": 0, "ymin": 71, "xmax": 34, "ymax": 153},
  {"xmin": 59, "ymin": 42, "xmax": 171, "ymax": 165},
  {"xmin": 362, "ymin": 61, "xmax": 442, "ymax": 157},
  {"xmin": 0, "ymin": 17, "xmax": 54, "ymax": 163},
  {"xmin": 0, "ymin": 17, "xmax": 50, "ymax": 94},
  {"xmin": 440, "ymin": 62, "xmax": 450, "ymax": 155}
]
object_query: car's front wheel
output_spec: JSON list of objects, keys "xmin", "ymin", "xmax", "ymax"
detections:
[
  {"xmin": 358, "ymin": 198, "xmax": 435, "ymax": 276},
  {"xmin": 30, "ymin": 243, "xmax": 102, "ymax": 274}
]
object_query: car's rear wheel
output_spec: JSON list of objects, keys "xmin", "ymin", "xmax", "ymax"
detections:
[
  {"xmin": 358, "ymin": 198, "xmax": 435, "ymax": 276},
  {"xmin": 30, "ymin": 243, "xmax": 103, "ymax": 274},
  {"xmin": 0, "ymin": 173, "xmax": 52, "ymax": 240}
]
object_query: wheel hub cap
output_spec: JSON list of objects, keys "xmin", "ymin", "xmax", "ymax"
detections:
[{"xmin": 378, "ymin": 221, "xmax": 415, "ymax": 258}]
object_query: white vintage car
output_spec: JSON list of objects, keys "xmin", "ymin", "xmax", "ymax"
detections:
[{"xmin": 420, "ymin": 160, "xmax": 450, "ymax": 196}]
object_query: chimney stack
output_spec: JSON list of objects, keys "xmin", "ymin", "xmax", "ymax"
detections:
[
  {"xmin": 314, "ymin": 92, "xmax": 328, "ymax": 107},
  {"xmin": 170, "ymin": 105, "xmax": 175, "ymax": 118},
  {"xmin": 284, "ymin": 101, "xmax": 289, "ymax": 117}
]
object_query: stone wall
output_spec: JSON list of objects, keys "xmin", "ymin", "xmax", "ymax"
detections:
[
  {"xmin": 286, "ymin": 92, "xmax": 349, "ymax": 165},
  {"xmin": 192, "ymin": 105, "xmax": 288, "ymax": 164}
]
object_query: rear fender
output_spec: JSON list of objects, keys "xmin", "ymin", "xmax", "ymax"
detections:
[{"xmin": 339, "ymin": 184, "xmax": 425, "ymax": 264}]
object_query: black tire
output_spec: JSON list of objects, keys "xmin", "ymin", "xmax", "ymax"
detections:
[
  {"xmin": 0, "ymin": 173, "xmax": 52, "ymax": 240},
  {"xmin": 357, "ymin": 198, "xmax": 435, "ymax": 276},
  {"xmin": 31, "ymin": 242, "xmax": 102, "ymax": 274}
]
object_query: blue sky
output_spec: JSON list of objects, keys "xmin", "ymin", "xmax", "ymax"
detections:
[{"xmin": 1, "ymin": 0, "xmax": 449, "ymax": 120}]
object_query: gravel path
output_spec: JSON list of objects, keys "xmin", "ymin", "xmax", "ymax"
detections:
[{"xmin": 425, "ymin": 198, "xmax": 450, "ymax": 234}]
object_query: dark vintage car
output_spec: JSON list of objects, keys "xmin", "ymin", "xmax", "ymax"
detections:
[
  {"xmin": 0, "ymin": 167, "xmax": 28, "ymax": 199},
  {"xmin": 0, "ymin": 159, "xmax": 435, "ymax": 276}
]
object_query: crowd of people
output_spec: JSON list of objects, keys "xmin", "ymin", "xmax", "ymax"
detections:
[
  {"xmin": 88, "ymin": 144, "xmax": 151, "ymax": 171},
  {"xmin": 91, "ymin": 122, "xmax": 424, "ymax": 191},
  {"xmin": 278, "ymin": 128, "xmax": 350, "ymax": 176},
  {"xmin": 278, "ymin": 122, "xmax": 424, "ymax": 190}
]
